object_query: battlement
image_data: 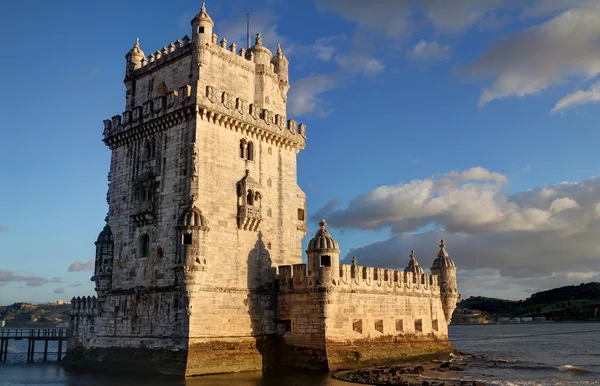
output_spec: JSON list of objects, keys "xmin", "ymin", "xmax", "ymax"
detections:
[
  {"xmin": 68, "ymin": 296, "xmax": 99, "ymax": 317},
  {"xmin": 278, "ymin": 263, "xmax": 440, "ymax": 295},
  {"xmin": 127, "ymin": 35, "xmax": 193, "ymax": 79}
]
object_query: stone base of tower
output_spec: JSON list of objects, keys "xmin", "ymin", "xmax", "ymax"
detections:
[
  {"xmin": 62, "ymin": 344, "xmax": 188, "ymax": 376},
  {"xmin": 324, "ymin": 336, "xmax": 455, "ymax": 371}
]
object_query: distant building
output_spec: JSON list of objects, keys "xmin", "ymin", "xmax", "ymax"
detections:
[
  {"xmin": 56, "ymin": 300, "xmax": 63, "ymax": 305},
  {"xmin": 497, "ymin": 317, "xmax": 510, "ymax": 323},
  {"xmin": 533, "ymin": 316, "xmax": 546, "ymax": 322},
  {"xmin": 520, "ymin": 317, "xmax": 533, "ymax": 323}
]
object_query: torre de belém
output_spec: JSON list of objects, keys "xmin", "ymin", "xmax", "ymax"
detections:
[{"xmin": 64, "ymin": 3, "xmax": 460, "ymax": 376}]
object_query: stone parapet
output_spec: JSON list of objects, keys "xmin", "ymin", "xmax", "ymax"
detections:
[
  {"xmin": 127, "ymin": 36, "xmax": 193, "ymax": 80},
  {"xmin": 278, "ymin": 263, "xmax": 440, "ymax": 296}
]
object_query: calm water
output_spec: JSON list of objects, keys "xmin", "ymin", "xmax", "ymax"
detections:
[{"xmin": 1, "ymin": 323, "xmax": 599, "ymax": 385}]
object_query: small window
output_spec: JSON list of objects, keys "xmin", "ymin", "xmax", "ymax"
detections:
[
  {"xmin": 375, "ymin": 320, "xmax": 383, "ymax": 333},
  {"xmin": 157, "ymin": 247, "xmax": 163, "ymax": 262},
  {"xmin": 267, "ymin": 242, "xmax": 272, "ymax": 249},
  {"xmin": 353, "ymin": 319, "xmax": 363, "ymax": 334},
  {"xmin": 247, "ymin": 190, "xmax": 254, "ymax": 205},
  {"xmin": 265, "ymin": 96, "xmax": 269, "ymax": 104},
  {"xmin": 320, "ymin": 255, "xmax": 331, "ymax": 267},
  {"xmin": 140, "ymin": 234, "xmax": 150, "ymax": 257},
  {"xmin": 280, "ymin": 319, "xmax": 291, "ymax": 332},
  {"xmin": 267, "ymin": 208, "xmax": 272, "ymax": 217},
  {"xmin": 239, "ymin": 139, "xmax": 246, "ymax": 158},
  {"xmin": 432, "ymin": 319, "xmax": 439, "ymax": 332},
  {"xmin": 267, "ymin": 178, "xmax": 272, "ymax": 187},
  {"xmin": 199, "ymin": 26, "xmax": 205, "ymax": 33},
  {"xmin": 183, "ymin": 233, "xmax": 192, "ymax": 245},
  {"xmin": 268, "ymin": 147, "xmax": 272, "ymax": 155},
  {"xmin": 297, "ymin": 208, "xmax": 305, "ymax": 221},
  {"xmin": 415, "ymin": 319, "xmax": 423, "ymax": 333},
  {"xmin": 396, "ymin": 319, "xmax": 404, "ymax": 333},
  {"xmin": 247, "ymin": 142, "xmax": 254, "ymax": 161}
]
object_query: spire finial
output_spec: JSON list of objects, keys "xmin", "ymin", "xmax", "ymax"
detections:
[
  {"xmin": 352, "ymin": 256, "xmax": 357, "ymax": 266},
  {"xmin": 277, "ymin": 43, "xmax": 282, "ymax": 54},
  {"xmin": 319, "ymin": 219, "xmax": 327, "ymax": 230},
  {"xmin": 255, "ymin": 33, "xmax": 262, "ymax": 46},
  {"xmin": 437, "ymin": 239, "xmax": 449, "ymax": 258},
  {"xmin": 440, "ymin": 239, "xmax": 446, "ymax": 248},
  {"xmin": 201, "ymin": 2, "xmax": 206, "ymax": 13},
  {"xmin": 410, "ymin": 250, "xmax": 416, "ymax": 261},
  {"xmin": 135, "ymin": 37, "xmax": 139, "ymax": 47}
]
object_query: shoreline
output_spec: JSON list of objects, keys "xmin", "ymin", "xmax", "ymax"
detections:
[{"xmin": 332, "ymin": 358, "xmax": 486, "ymax": 386}]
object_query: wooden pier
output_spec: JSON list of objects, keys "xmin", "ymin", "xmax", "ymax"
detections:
[{"xmin": 0, "ymin": 328, "xmax": 67, "ymax": 363}]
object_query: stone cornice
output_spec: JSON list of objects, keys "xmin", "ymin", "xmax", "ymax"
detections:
[{"xmin": 103, "ymin": 106, "xmax": 194, "ymax": 150}]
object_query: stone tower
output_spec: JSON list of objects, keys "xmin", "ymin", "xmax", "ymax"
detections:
[
  {"xmin": 66, "ymin": 2, "xmax": 308, "ymax": 376},
  {"xmin": 430, "ymin": 240, "xmax": 459, "ymax": 324}
]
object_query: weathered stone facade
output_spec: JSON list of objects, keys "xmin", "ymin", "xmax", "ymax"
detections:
[{"xmin": 65, "ymin": 3, "xmax": 459, "ymax": 376}]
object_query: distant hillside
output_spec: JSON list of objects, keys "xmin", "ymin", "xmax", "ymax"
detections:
[
  {"xmin": 454, "ymin": 282, "xmax": 600, "ymax": 323},
  {"xmin": 0, "ymin": 302, "xmax": 71, "ymax": 328}
]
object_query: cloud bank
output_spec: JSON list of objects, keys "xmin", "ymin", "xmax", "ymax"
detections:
[{"xmin": 314, "ymin": 167, "xmax": 600, "ymax": 298}]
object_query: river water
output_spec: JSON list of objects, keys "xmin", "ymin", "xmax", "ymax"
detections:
[{"xmin": 1, "ymin": 323, "xmax": 599, "ymax": 385}]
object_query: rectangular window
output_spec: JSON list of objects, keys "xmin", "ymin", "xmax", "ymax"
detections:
[
  {"xmin": 320, "ymin": 255, "xmax": 331, "ymax": 267},
  {"xmin": 432, "ymin": 319, "xmax": 439, "ymax": 332},
  {"xmin": 353, "ymin": 319, "xmax": 363, "ymax": 334},
  {"xmin": 183, "ymin": 233, "xmax": 192, "ymax": 245},
  {"xmin": 415, "ymin": 319, "xmax": 423, "ymax": 333},
  {"xmin": 375, "ymin": 319, "xmax": 384, "ymax": 333},
  {"xmin": 396, "ymin": 319, "xmax": 404, "ymax": 333},
  {"xmin": 297, "ymin": 208, "xmax": 305, "ymax": 221}
]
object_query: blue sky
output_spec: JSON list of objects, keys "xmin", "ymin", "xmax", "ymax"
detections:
[{"xmin": 2, "ymin": 0, "xmax": 600, "ymax": 304}]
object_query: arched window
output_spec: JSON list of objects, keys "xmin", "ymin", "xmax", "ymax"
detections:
[
  {"xmin": 254, "ymin": 192, "xmax": 261, "ymax": 207},
  {"xmin": 144, "ymin": 141, "xmax": 152, "ymax": 160},
  {"xmin": 247, "ymin": 142, "xmax": 254, "ymax": 161},
  {"xmin": 150, "ymin": 137, "xmax": 156, "ymax": 159},
  {"xmin": 140, "ymin": 234, "xmax": 150, "ymax": 258},
  {"xmin": 247, "ymin": 190, "xmax": 254, "ymax": 205},
  {"xmin": 239, "ymin": 139, "xmax": 246, "ymax": 159}
]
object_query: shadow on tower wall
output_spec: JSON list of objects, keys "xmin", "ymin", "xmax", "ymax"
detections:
[{"xmin": 245, "ymin": 231, "xmax": 279, "ymax": 372}]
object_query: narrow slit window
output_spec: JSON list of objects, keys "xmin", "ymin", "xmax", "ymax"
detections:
[
  {"xmin": 140, "ymin": 234, "xmax": 150, "ymax": 257},
  {"xmin": 183, "ymin": 233, "xmax": 192, "ymax": 245}
]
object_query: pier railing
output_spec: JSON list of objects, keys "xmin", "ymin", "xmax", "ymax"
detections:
[{"xmin": 0, "ymin": 328, "xmax": 67, "ymax": 363}]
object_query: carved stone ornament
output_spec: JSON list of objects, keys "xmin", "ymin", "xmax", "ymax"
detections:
[
  {"xmin": 166, "ymin": 90, "xmax": 178, "ymax": 108},
  {"xmin": 112, "ymin": 115, "xmax": 121, "ymax": 128},
  {"xmin": 236, "ymin": 98, "xmax": 247, "ymax": 115},
  {"xmin": 132, "ymin": 107, "xmax": 141, "ymax": 122},
  {"xmin": 154, "ymin": 96, "xmax": 164, "ymax": 113},
  {"xmin": 142, "ymin": 101, "xmax": 153, "ymax": 118},
  {"xmin": 262, "ymin": 109, "xmax": 273, "ymax": 125},
  {"xmin": 222, "ymin": 92, "xmax": 232, "ymax": 109},
  {"xmin": 288, "ymin": 119, "xmax": 297, "ymax": 134},
  {"xmin": 249, "ymin": 103, "xmax": 259, "ymax": 120},
  {"xmin": 276, "ymin": 114, "xmax": 286, "ymax": 130},
  {"xmin": 179, "ymin": 85, "xmax": 190, "ymax": 105},
  {"xmin": 122, "ymin": 111, "xmax": 131, "ymax": 127},
  {"xmin": 206, "ymin": 86, "xmax": 216, "ymax": 103}
]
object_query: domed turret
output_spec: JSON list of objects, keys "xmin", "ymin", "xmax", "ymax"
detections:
[
  {"xmin": 191, "ymin": 2, "xmax": 214, "ymax": 47},
  {"xmin": 125, "ymin": 38, "xmax": 145, "ymax": 74},
  {"xmin": 247, "ymin": 33, "xmax": 272, "ymax": 65},
  {"xmin": 404, "ymin": 250, "xmax": 424, "ymax": 275},
  {"xmin": 306, "ymin": 219, "xmax": 340, "ymax": 278},
  {"xmin": 430, "ymin": 240, "xmax": 459, "ymax": 325},
  {"xmin": 93, "ymin": 221, "xmax": 114, "ymax": 295}
]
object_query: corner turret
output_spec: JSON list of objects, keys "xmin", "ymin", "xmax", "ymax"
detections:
[
  {"xmin": 247, "ymin": 33, "xmax": 272, "ymax": 66},
  {"xmin": 404, "ymin": 250, "xmax": 424, "ymax": 275},
  {"xmin": 92, "ymin": 218, "xmax": 114, "ymax": 296},
  {"xmin": 306, "ymin": 219, "xmax": 340, "ymax": 280},
  {"xmin": 125, "ymin": 38, "xmax": 145, "ymax": 76},
  {"xmin": 430, "ymin": 240, "xmax": 459, "ymax": 325},
  {"xmin": 191, "ymin": 2, "xmax": 214, "ymax": 47}
]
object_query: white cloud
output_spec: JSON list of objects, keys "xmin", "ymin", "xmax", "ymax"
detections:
[
  {"xmin": 462, "ymin": 2, "xmax": 600, "ymax": 106},
  {"xmin": 315, "ymin": 168, "xmax": 600, "ymax": 287},
  {"xmin": 288, "ymin": 74, "xmax": 339, "ymax": 116},
  {"xmin": 552, "ymin": 81, "xmax": 600, "ymax": 112},
  {"xmin": 67, "ymin": 260, "xmax": 95, "ymax": 272},
  {"xmin": 409, "ymin": 40, "xmax": 451, "ymax": 62},
  {"xmin": 217, "ymin": 10, "xmax": 292, "ymax": 54},
  {"xmin": 335, "ymin": 54, "xmax": 385, "ymax": 76}
]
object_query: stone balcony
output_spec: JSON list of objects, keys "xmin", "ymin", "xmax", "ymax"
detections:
[{"xmin": 237, "ymin": 205, "xmax": 261, "ymax": 231}]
